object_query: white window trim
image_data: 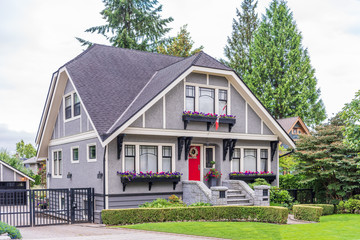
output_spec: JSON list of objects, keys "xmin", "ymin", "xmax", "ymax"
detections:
[
  {"xmin": 63, "ymin": 91, "xmax": 81, "ymax": 123},
  {"xmin": 71, "ymin": 146, "xmax": 80, "ymax": 164},
  {"xmin": 204, "ymin": 146, "xmax": 215, "ymax": 168},
  {"xmin": 52, "ymin": 149, "xmax": 62, "ymax": 178},
  {"xmin": 87, "ymin": 143, "xmax": 97, "ymax": 162},
  {"xmin": 231, "ymin": 146, "xmax": 271, "ymax": 172},
  {"xmin": 184, "ymin": 82, "xmax": 230, "ymax": 115},
  {"xmin": 122, "ymin": 142, "xmax": 176, "ymax": 173}
]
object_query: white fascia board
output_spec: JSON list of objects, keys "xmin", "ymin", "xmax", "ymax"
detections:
[
  {"xmin": 63, "ymin": 67, "xmax": 104, "ymax": 147},
  {"xmin": 36, "ymin": 72, "xmax": 58, "ymax": 145},
  {"xmin": 102, "ymin": 66, "xmax": 196, "ymax": 146},
  {"xmin": 124, "ymin": 127, "xmax": 279, "ymax": 141},
  {"xmin": 49, "ymin": 131, "xmax": 98, "ymax": 146}
]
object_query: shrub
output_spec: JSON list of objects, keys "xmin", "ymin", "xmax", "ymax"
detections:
[
  {"xmin": 249, "ymin": 178, "xmax": 270, "ymax": 189},
  {"xmin": 303, "ymin": 204, "xmax": 335, "ymax": 215},
  {"xmin": 337, "ymin": 201, "xmax": 345, "ymax": 213},
  {"xmin": 344, "ymin": 199, "xmax": 360, "ymax": 213},
  {"xmin": 102, "ymin": 206, "xmax": 288, "ymax": 225},
  {"xmin": 168, "ymin": 195, "xmax": 183, "ymax": 204},
  {"xmin": 139, "ymin": 198, "xmax": 184, "ymax": 208},
  {"xmin": 293, "ymin": 205, "xmax": 322, "ymax": 222},
  {"xmin": 270, "ymin": 187, "xmax": 293, "ymax": 206},
  {"xmin": 0, "ymin": 221, "xmax": 22, "ymax": 239}
]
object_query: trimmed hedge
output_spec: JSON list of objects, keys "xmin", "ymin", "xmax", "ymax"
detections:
[
  {"xmin": 293, "ymin": 205, "xmax": 322, "ymax": 222},
  {"xmin": 303, "ymin": 204, "xmax": 335, "ymax": 215},
  {"xmin": 102, "ymin": 206, "xmax": 288, "ymax": 225}
]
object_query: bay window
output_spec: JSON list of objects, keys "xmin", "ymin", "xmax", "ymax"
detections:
[
  {"xmin": 260, "ymin": 149, "xmax": 268, "ymax": 172},
  {"xmin": 124, "ymin": 145, "xmax": 135, "ymax": 172},
  {"xmin": 232, "ymin": 148, "xmax": 241, "ymax": 172},
  {"xmin": 162, "ymin": 146, "xmax": 172, "ymax": 172}
]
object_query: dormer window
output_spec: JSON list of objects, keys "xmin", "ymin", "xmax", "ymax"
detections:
[
  {"xmin": 64, "ymin": 92, "xmax": 81, "ymax": 120},
  {"xmin": 185, "ymin": 83, "xmax": 229, "ymax": 115}
]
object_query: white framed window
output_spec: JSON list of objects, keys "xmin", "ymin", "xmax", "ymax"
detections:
[
  {"xmin": 64, "ymin": 91, "xmax": 81, "ymax": 121},
  {"xmin": 204, "ymin": 146, "xmax": 215, "ymax": 168},
  {"xmin": 52, "ymin": 149, "xmax": 62, "ymax": 178},
  {"xmin": 122, "ymin": 143, "xmax": 175, "ymax": 173},
  {"xmin": 231, "ymin": 148, "xmax": 241, "ymax": 172},
  {"xmin": 231, "ymin": 147, "xmax": 271, "ymax": 172},
  {"xmin": 184, "ymin": 81, "xmax": 230, "ymax": 115},
  {"xmin": 87, "ymin": 143, "xmax": 97, "ymax": 162},
  {"xmin": 71, "ymin": 146, "xmax": 79, "ymax": 163}
]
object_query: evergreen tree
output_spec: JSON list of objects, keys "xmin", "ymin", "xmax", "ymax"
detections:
[
  {"xmin": 295, "ymin": 115, "xmax": 360, "ymax": 202},
  {"xmin": 223, "ymin": 0, "xmax": 258, "ymax": 78},
  {"xmin": 157, "ymin": 25, "xmax": 203, "ymax": 57},
  {"xmin": 246, "ymin": 0, "xmax": 326, "ymax": 126},
  {"xmin": 76, "ymin": 0, "xmax": 173, "ymax": 51}
]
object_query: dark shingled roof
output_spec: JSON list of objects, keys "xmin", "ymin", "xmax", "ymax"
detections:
[{"xmin": 65, "ymin": 44, "xmax": 231, "ymax": 140}]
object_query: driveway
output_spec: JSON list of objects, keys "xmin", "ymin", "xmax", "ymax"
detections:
[{"xmin": 19, "ymin": 224, "xmax": 226, "ymax": 240}]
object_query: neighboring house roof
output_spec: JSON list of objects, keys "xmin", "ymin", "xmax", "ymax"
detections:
[
  {"xmin": 22, "ymin": 157, "xmax": 38, "ymax": 165},
  {"xmin": 36, "ymin": 44, "xmax": 296, "ymax": 156},
  {"xmin": 277, "ymin": 116, "xmax": 310, "ymax": 135},
  {"xmin": 0, "ymin": 159, "xmax": 35, "ymax": 182}
]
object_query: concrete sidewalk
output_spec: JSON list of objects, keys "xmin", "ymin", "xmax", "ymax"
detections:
[{"xmin": 19, "ymin": 224, "xmax": 226, "ymax": 240}]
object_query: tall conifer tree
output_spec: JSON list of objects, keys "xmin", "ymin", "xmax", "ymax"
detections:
[
  {"xmin": 223, "ymin": 0, "xmax": 258, "ymax": 79},
  {"xmin": 246, "ymin": 0, "xmax": 326, "ymax": 126},
  {"xmin": 76, "ymin": 0, "xmax": 173, "ymax": 51}
]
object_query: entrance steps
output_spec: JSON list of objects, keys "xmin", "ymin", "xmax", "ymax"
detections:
[{"xmin": 226, "ymin": 189, "xmax": 252, "ymax": 205}]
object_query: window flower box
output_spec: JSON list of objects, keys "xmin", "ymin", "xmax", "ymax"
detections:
[
  {"xmin": 182, "ymin": 111, "xmax": 236, "ymax": 132},
  {"xmin": 229, "ymin": 171, "xmax": 276, "ymax": 183},
  {"xmin": 117, "ymin": 171, "xmax": 182, "ymax": 192}
]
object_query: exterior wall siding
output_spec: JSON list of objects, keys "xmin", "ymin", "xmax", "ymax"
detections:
[
  {"xmin": 248, "ymin": 106, "xmax": 261, "ymax": 134},
  {"xmin": 209, "ymin": 75, "xmax": 228, "ymax": 87},
  {"xmin": 186, "ymin": 73, "xmax": 207, "ymax": 84},
  {"xmin": 145, "ymin": 98, "xmax": 163, "ymax": 129},
  {"xmin": 263, "ymin": 123, "xmax": 273, "ymax": 135},
  {"xmin": 47, "ymin": 137, "xmax": 104, "ymax": 195}
]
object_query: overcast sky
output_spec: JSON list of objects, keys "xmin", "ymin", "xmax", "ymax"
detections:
[{"xmin": 0, "ymin": 0, "xmax": 359, "ymax": 153}]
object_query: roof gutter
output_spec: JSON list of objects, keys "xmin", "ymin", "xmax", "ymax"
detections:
[{"xmin": 279, "ymin": 149, "xmax": 295, "ymax": 158}]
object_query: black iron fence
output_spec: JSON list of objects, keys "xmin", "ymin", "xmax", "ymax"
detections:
[
  {"xmin": 287, "ymin": 188, "xmax": 315, "ymax": 204},
  {"xmin": 0, "ymin": 188, "xmax": 94, "ymax": 227}
]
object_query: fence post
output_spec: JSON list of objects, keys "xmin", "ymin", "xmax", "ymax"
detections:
[
  {"xmin": 87, "ymin": 188, "xmax": 92, "ymax": 223},
  {"xmin": 311, "ymin": 190, "xmax": 315, "ymax": 203},
  {"xmin": 70, "ymin": 189, "xmax": 75, "ymax": 224}
]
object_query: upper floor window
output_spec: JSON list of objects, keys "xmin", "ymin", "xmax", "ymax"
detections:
[
  {"xmin": 53, "ymin": 150, "xmax": 62, "ymax": 177},
  {"xmin": 185, "ymin": 84, "xmax": 228, "ymax": 115},
  {"xmin": 64, "ymin": 92, "xmax": 81, "ymax": 120},
  {"xmin": 87, "ymin": 143, "xmax": 97, "ymax": 162},
  {"xmin": 186, "ymin": 86, "xmax": 195, "ymax": 112},
  {"xmin": 219, "ymin": 90, "xmax": 227, "ymax": 114},
  {"xmin": 71, "ymin": 146, "xmax": 79, "ymax": 163},
  {"xmin": 199, "ymin": 88, "xmax": 215, "ymax": 113}
]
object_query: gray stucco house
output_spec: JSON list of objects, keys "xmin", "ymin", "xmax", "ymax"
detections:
[{"xmin": 35, "ymin": 44, "xmax": 295, "ymax": 222}]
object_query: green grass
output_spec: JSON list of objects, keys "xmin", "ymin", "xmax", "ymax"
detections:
[{"xmin": 121, "ymin": 214, "xmax": 360, "ymax": 240}]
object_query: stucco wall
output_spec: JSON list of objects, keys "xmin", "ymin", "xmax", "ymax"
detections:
[
  {"xmin": 145, "ymin": 97, "xmax": 163, "ymax": 129},
  {"xmin": 248, "ymin": 105, "xmax": 261, "ymax": 134},
  {"xmin": 186, "ymin": 72, "xmax": 206, "ymax": 84},
  {"xmin": 47, "ymin": 137, "xmax": 104, "ymax": 194}
]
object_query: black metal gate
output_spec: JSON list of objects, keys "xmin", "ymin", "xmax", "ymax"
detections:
[{"xmin": 0, "ymin": 188, "xmax": 94, "ymax": 227}]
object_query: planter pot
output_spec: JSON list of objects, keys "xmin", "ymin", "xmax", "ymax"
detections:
[
  {"xmin": 229, "ymin": 174, "xmax": 276, "ymax": 183},
  {"xmin": 120, "ymin": 177, "xmax": 181, "ymax": 192},
  {"xmin": 208, "ymin": 177, "xmax": 217, "ymax": 188}
]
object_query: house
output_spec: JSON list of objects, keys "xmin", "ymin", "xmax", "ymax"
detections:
[
  {"xmin": 277, "ymin": 116, "xmax": 310, "ymax": 147},
  {"xmin": 0, "ymin": 159, "xmax": 35, "ymax": 190},
  {"xmin": 22, "ymin": 156, "xmax": 45, "ymax": 174},
  {"xmin": 35, "ymin": 44, "xmax": 295, "ymax": 222}
]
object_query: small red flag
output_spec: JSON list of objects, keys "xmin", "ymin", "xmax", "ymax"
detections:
[{"xmin": 215, "ymin": 119, "xmax": 219, "ymax": 130}]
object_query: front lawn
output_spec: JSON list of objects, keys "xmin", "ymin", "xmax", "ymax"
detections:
[{"xmin": 122, "ymin": 214, "xmax": 360, "ymax": 240}]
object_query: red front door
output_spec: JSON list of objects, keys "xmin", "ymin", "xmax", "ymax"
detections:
[{"xmin": 188, "ymin": 146, "xmax": 201, "ymax": 181}]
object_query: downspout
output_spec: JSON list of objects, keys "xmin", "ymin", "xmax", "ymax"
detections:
[{"xmin": 103, "ymin": 146, "xmax": 107, "ymax": 210}]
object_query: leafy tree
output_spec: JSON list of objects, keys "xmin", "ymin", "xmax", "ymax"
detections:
[
  {"xmin": 340, "ymin": 90, "xmax": 360, "ymax": 151},
  {"xmin": 223, "ymin": 0, "xmax": 258, "ymax": 78},
  {"xmin": 16, "ymin": 140, "xmax": 36, "ymax": 159},
  {"xmin": 0, "ymin": 149, "xmax": 33, "ymax": 176},
  {"xmin": 157, "ymin": 25, "xmax": 203, "ymax": 57},
  {"xmin": 279, "ymin": 146, "xmax": 298, "ymax": 174},
  {"xmin": 295, "ymin": 115, "xmax": 360, "ymax": 202},
  {"xmin": 246, "ymin": 0, "xmax": 326, "ymax": 127},
  {"xmin": 77, "ymin": 0, "xmax": 173, "ymax": 51}
]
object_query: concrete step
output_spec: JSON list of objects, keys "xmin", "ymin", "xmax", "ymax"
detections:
[
  {"xmin": 227, "ymin": 198, "xmax": 251, "ymax": 203},
  {"xmin": 227, "ymin": 190, "xmax": 242, "ymax": 195},
  {"xmin": 227, "ymin": 202, "xmax": 253, "ymax": 206},
  {"xmin": 227, "ymin": 194, "xmax": 246, "ymax": 199}
]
